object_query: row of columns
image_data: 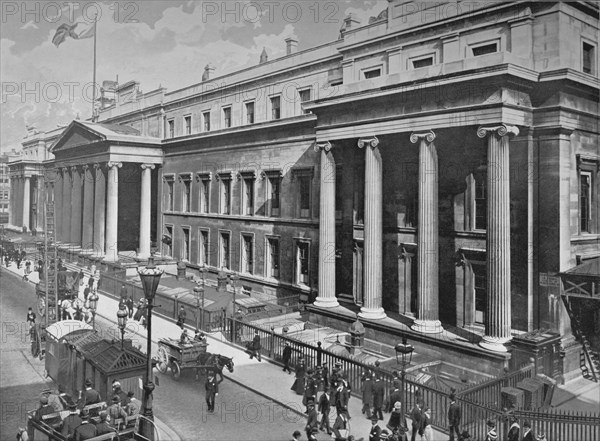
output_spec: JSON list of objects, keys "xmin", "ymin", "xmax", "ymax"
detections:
[
  {"xmin": 313, "ymin": 124, "xmax": 519, "ymax": 353},
  {"xmin": 53, "ymin": 162, "xmax": 154, "ymax": 262},
  {"xmin": 9, "ymin": 175, "xmax": 33, "ymax": 231}
]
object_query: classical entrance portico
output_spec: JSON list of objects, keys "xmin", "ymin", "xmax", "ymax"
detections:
[{"xmin": 49, "ymin": 121, "xmax": 162, "ymax": 262}]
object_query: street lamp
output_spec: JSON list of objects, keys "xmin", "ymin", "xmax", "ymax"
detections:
[
  {"xmin": 117, "ymin": 303, "xmax": 128, "ymax": 350},
  {"xmin": 229, "ymin": 272, "xmax": 239, "ymax": 343},
  {"xmin": 88, "ymin": 291, "xmax": 99, "ymax": 330},
  {"xmin": 137, "ymin": 257, "xmax": 163, "ymax": 441},
  {"xmin": 395, "ymin": 337, "xmax": 414, "ymax": 410},
  {"xmin": 194, "ymin": 277, "xmax": 205, "ymax": 332}
]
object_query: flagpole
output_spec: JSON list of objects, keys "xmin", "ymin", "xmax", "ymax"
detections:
[{"xmin": 92, "ymin": 14, "xmax": 97, "ymax": 121}]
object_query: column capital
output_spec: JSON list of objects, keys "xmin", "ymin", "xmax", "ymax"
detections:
[
  {"xmin": 313, "ymin": 141, "xmax": 333, "ymax": 153},
  {"xmin": 357, "ymin": 136, "xmax": 379, "ymax": 149},
  {"xmin": 82, "ymin": 164, "xmax": 91, "ymax": 172},
  {"xmin": 93, "ymin": 162, "xmax": 105, "ymax": 171},
  {"xmin": 477, "ymin": 124, "xmax": 519, "ymax": 139},
  {"xmin": 410, "ymin": 130, "xmax": 436, "ymax": 144},
  {"xmin": 107, "ymin": 161, "xmax": 123, "ymax": 169},
  {"xmin": 141, "ymin": 163, "xmax": 156, "ymax": 171}
]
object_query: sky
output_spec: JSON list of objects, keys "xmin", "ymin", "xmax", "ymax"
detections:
[{"xmin": 0, "ymin": 0, "xmax": 387, "ymax": 153}]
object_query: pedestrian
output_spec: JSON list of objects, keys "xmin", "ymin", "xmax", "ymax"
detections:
[
  {"xmin": 205, "ymin": 371, "xmax": 221, "ymax": 412},
  {"xmin": 282, "ymin": 342, "xmax": 293, "ymax": 374},
  {"xmin": 361, "ymin": 371, "xmax": 374, "ymax": 418},
  {"xmin": 82, "ymin": 378, "xmax": 101, "ymax": 405},
  {"xmin": 134, "ymin": 298, "xmax": 147, "ymax": 323},
  {"xmin": 305, "ymin": 400, "xmax": 318, "ymax": 441},
  {"xmin": 370, "ymin": 414, "xmax": 382, "ymax": 441},
  {"xmin": 26, "ymin": 307, "xmax": 36, "ymax": 328},
  {"xmin": 372, "ymin": 375, "xmax": 385, "ymax": 421},
  {"xmin": 119, "ymin": 284, "xmax": 127, "ymax": 301},
  {"xmin": 176, "ymin": 305, "xmax": 186, "ymax": 329},
  {"xmin": 448, "ymin": 393, "xmax": 461, "ymax": 441},
  {"xmin": 23, "ymin": 260, "xmax": 31, "ymax": 281},
  {"xmin": 331, "ymin": 410, "xmax": 349, "ymax": 441},
  {"xmin": 410, "ymin": 401, "xmax": 422, "ymax": 441},
  {"xmin": 87, "ymin": 274, "xmax": 95, "ymax": 291},
  {"xmin": 420, "ymin": 406, "xmax": 433, "ymax": 441},
  {"xmin": 387, "ymin": 383, "xmax": 402, "ymax": 413},
  {"xmin": 484, "ymin": 419, "xmax": 497, "ymax": 441},
  {"xmin": 61, "ymin": 403, "xmax": 82, "ymax": 439},
  {"xmin": 249, "ymin": 330, "xmax": 262, "ymax": 361},
  {"xmin": 507, "ymin": 415, "xmax": 520, "ymax": 441},
  {"xmin": 334, "ymin": 380, "xmax": 350, "ymax": 419},
  {"xmin": 318, "ymin": 363, "xmax": 329, "ymax": 391},
  {"xmin": 303, "ymin": 369, "xmax": 318, "ymax": 409},
  {"xmin": 522, "ymin": 420, "xmax": 534, "ymax": 441},
  {"xmin": 78, "ymin": 269, "xmax": 85, "ymax": 285},
  {"xmin": 292, "ymin": 357, "xmax": 306, "ymax": 395},
  {"xmin": 291, "ymin": 429, "xmax": 302, "ymax": 441},
  {"xmin": 318, "ymin": 390, "xmax": 332, "ymax": 435},
  {"xmin": 83, "ymin": 285, "xmax": 90, "ymax": 302},
  {"xmin": 126, "ymin": 295, "xmax": 134, "ymax": 319}
]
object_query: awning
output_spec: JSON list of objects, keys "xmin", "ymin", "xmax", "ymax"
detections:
[{"xmin": 560, "ymin": 257, "xmax": 600, "ymax": 299}]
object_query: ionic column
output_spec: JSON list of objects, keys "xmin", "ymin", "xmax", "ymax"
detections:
[
  {"xmin": 13, "ymin": 177, "xmax": 21, "ymax": 228},
  {"xmin": 138, "ymin": 164, "xmax": 155, "ymax": 259},
  {"xmin": 104, "ymin": 161, "xmax": 122, "ymax": 262},
  {"xmin": 55, "ymin": 169, "xmax": 64, "ymax": 242},
  {"xmin": 70, "ymin": 166, "xmax": 83, "ymax": 245},
  {"xmin": 477, "ymin": 124, "xmax": 519, "ymax": 352},
  {"xmin": 313, "ymin": 142, "xmax": 339, "ymax": 308},
  {"xmin": 93, "ymin": 164, "xmax": 106, "ymax": 256},
  {"xmin": 62, "ymin": 167, "xmax": 72, "ymax": 243},
  {"xmin": 411, "ymin": 131, "xmax": 442, "ymax": 334},
  {"xmin": 80, "ymin": 165, "xmax": 95, "ymax": 250},
  {"xmin": 358, "ymin": 136, "xmax": 386, "ymax": 320},
  {"xmin": 8, "ymin": 177, "xmax": 14, "ymax": 226}
]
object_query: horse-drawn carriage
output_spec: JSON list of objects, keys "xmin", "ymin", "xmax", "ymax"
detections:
[
  {"xmin": 156, "ymin": 337, "xmax": 234, "ymax": 381},
  {"xmin": 36, "ymin": 269, "xmax": 83, "ymax": 321}
]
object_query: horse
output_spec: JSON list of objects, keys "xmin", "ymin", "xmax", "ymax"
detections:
[
  {"xmin": 60, "ymin": 298, "xmax": 92, "ymax": 323},
  {"xmin": 194, "ymin": 353, "xmax": 234, "ymax": 382}
]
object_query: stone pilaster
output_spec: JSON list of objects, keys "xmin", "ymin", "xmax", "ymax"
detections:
[
  {"xmin": 104, "ymin": 161, "xmax": 122, "ymax": 262},
  {"xmin": 477, "ymin": 124, "xmax": 519, "ymax": 352},
  {"xmin": 93, "ymin": 164, "xmax": 106, "ymax": 256},
  {"xmin": 8, "ymin": 177, "xmax": 14, "ymax": 226},
  {"xmin": 138, "ymin": 164, "xmax": 154, "ymax": 259},
  {"xmin": 313, "ymin": 141, "xmax": 339, "ymax": 308},
  {"xmin": 410, "ymin": 130, "xmax": 442, "ymax": 334},
  {"xmin": 62, "ymin": 167, "xmax": 72, "ymax": 243},
  {"xmin": 358, "ymin": 136, "xmax": 386, "ymax": 320},
  {"xmin": 81, "ymin": 165, "xmax": 95, "ymax": 249},
  {"xmin": 70, "ymin": 166, "xmax": 83, "ymax": 245}
]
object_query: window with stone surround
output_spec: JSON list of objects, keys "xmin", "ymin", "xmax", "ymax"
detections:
[
  {"xmin": 217, "ymin": 172, "xmax": 232, "ymax": 215},
  {"xmin": 182, "ymin": 227, "xmax": 190, "ymax": 261},
  {"xmin": 292, "ymin": 168, "xmax": 313, "ymax": 219},
  {"xmin": 582, "ymin": 41, "xmax": 596, "ymax": 75},
  {"xmin": 270, "ymin": 95, "xmax": 281, "ymax": 120},
  {"xmin": 245, "ymin": 101, "xmax": 255, "ymax": 124},
  {"xmin": 164, "ymin": 175, "xmax": 174, "ymax": 212},
  {"xmin": 578, "ymin": 155, "xmax": 599, "ymax": 234},
  {"xmin": 163, "ymin": 225, "xmax": 173, "ymax": 257},
  {"xmin": 472, "ymin": 262, "xmax": 487, "ymax": 325},
  {"xmin": 219, "ymin": 230, "xmax": 231, "ymax": 269},
  {"xmin": 263, "ymin": 171, "xmax": 282, "ymax": 217},
  {"xmin": 470, "ymin": 40, "xmax": 499, "ymax": 57},
  {"xmin": 180, "ymin": 174, "xmax": 192, "ymax": 213},
  {"xmin": 222, "ymin": 106, "xmax": 232, "ymax": 128},
  {"xmin": 184, "ymin": 115, "xmax": 192, "ymax": 135},
  {"xmin": 197, "ymin": 173, "xmax": 212, "ymax": 214},
  {"xmin": 241, "ymin": 233, "xmax": 254, "ymax": 274},
  {"xmin": 410, "ymin": 54, "xmax": 435, "ymax": 69},
  {"xmin": 167, "ymin": 119, "xmax": 174, "ymax": 138},
  {"xmin": 266, "ymin": 236, "xmax": 280, "ymax": 279},
  {"xmin": 199, "ymin": 228, "xmax": 210, "ymax": 267},
  {"xmin": 465, "ymin": 166, "xmax": 487, "ymax": 231},
  {"xmin": 203, "ymin": 111, "xmax": 211, "ymax": 132},
  {"xmin": 299, "ymin": 88, "xmax": 312, "ymax": 114},
  {"xmin": 238, "ymin": 171, "xmax": 256, "ymax": 216},
  {"xmin": 295, "ymin": 239, "xmax": 310, "ymax": 286}
]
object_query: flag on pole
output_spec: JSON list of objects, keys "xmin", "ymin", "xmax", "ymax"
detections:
[{"xmin": 52, "ymin": 20, "xmax": 96, "ymax": 47}]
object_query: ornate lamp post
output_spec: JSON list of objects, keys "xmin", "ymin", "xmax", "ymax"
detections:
[
  {"xmin": 88, "ymin": 291, "xmax": 99, "ymax": 330},
  {"xmin": 137, "ymin": 257, "xmax": 163, "ymax": 440},
  {"xmin": 117, "ymin": 303, "xmax": 128, "ymax": 349},
  {"xmin": 395, "ymin": 337, "xmax": 414, "ymax": 409}
]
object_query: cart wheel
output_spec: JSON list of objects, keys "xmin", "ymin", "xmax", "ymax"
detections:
[
  {"xmin": 171, "ymin": 361, "xmax": 181, "ymax": 380},
  {"xmin": 156, "ymin": 347, "xmax": 168, "ymax": 374}
]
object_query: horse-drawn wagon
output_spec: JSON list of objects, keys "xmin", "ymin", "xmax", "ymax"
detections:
[{"xmin": 156, "ymin": 337, "xmax": 234, "ymax": 381}]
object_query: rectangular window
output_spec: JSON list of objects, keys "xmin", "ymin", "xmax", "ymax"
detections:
[
  {"xmin": 270, "ymin": 96, "xmax": 281, "ymax": 120},
  {"xmin": 184, "ymin": 115, "xmax": 192, "ymax": 135},
  {"xmin": 168, "ymin": 119, "xmax": 175, "ymax": 138},
  {"xmin": 200, "ymin": 179, "xmax": 210, "ymax": 214},
  {"xmin": 474, "ymin": 172, "xmax": 487, "ymax": 230},
  {"xmin": 411, "ymin": 56, "xmax": 434, "ymax": 69},
  {"xmin": 583, "ymin": 42, "xmax": 595, "ymax": 75},
  {"xmin": 199, "ymin": 229, "xmax": 209, "ymax": 266},
  {"xmin": 299, "ymin": 176, "xmax": 311, "ymax": 218},
  {"xmin": 581, "ymin": 171, "xmax": 592, "ymax": 233},
  {"xmin": 219, "ymin": 176, "xmax": 231, "ymax": 215},
  {"xmin": 243, "ymin": 177, "xmax": 254, "ymax": 215},
  {"xmin": 296, "ymin": 241, "xmax": 310, "ymax": 285},
  {"xmin": 245, "ymin": 101, "xmax": 255, "ymax": 124},
  {"xmin": 267, "ymin": 238, "xmax": 280, "ymax": 278},
  {"xmin": 473, "ymin": 264, "xmax": 486, "ymax": 325},
  {"xmin": 182, "ymin": 178, "xmax": 191, "ymax": 213},
  {"xmin": 203, "ymin": 111, "xmax": 211, "ymax": 132},
  {"xmin": 299, "ymin": 88, "xmax": 311, "ymax": 114},
  {"xmin": 363, "ymin": 68, "xmax": 381, "ymax": 79},
  {"xmin": 220, "ymin": 232, "xmax": 230, "ymax": 269},
  {"xmin": 266, "ymin": 174, "xmax": 281, "ymax": 217},
  {"xmin": 182, "ymin": 228, "xmax": 190, "ymax": 261},
  {"xmin": 164, "ymin": 225, "xmax": 173, "ymax": 257},
  {"xmin": 223, "ymin": 106, "xmax": 232, "ymax": 128},
  {"xmin": 242, "ymin": 234, "xmax": 254, "ymax": 274},
  {"xmin": 471, "ymin": 42, "xmax": 498, "ymax": 56},
  {"xmin": 165, "ymin": 179, "xmax": 174, "ymax": 211}
]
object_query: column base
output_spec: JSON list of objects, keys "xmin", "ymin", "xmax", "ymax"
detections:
[
  {"xmin": 411, "ymin": 319, "xmax": 442, "ymax": 334},
  {"xmin": 479, "ymin": 335, "xmax": 511, "ymax": 353},
  {"xmin": 313, "ymin": 296, "xmax": 340, "ymax": 308},
  {"xmin": 359, "ymin": 306, "xmax": 387, "ymax": 320}
]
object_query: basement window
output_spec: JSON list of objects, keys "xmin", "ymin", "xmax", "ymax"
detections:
[
  {"xmin": 471, "ymin": 41, "xmax": 498, "ymax": 57},
  {"xmin": 411, "ymin": 55, "xmax": 434, "ymax": 69}
]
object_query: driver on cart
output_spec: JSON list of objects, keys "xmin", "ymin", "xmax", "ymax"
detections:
[{"xmin": 179, "ymin": 329, "xmax": 192, "ymax": 345}]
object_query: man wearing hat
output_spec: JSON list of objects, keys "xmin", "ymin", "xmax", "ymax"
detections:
[
  {"xmin": 304, "ymin": 400, "xmax": 318, "ymax": 441},
  {"xmin": 33, "ymin": 396, "xmax": 54, "ymax": 421},
  {"xmin": 448, "ymin": 393, "xmax": 462, "ymax": 441},
  {"xmin": 303, "ymin": 368, "xmax": 317, "ymax": 409},
  {"xmin": 386, "ymin": 382, "xmax": 401, "ymax": 414},
  {"xmin": 372, "ymin": 374, "xmax": 385, "ymax": 421},
  {"xmin": 249, "ymin": 330, "xmax": 262, "ymax": 361},
  {"xmin": 112, "ymin": 381, "xmax": 129, "ymax": 406},
  {"xmin": 282, "ymin": 342, "xmax": 293, "ymax": 374},
  {"xmin": 107, "ymin": 396, "xmax": 128, "ymax": 428},
  {"xmin": 205, "ymin": 371, "xmax": 222, "ymax": 412},
  {"xmin": 61, "ymin": 403, "xmax": 82, "ymax": 439},
  {"xmin": 387, "ymin": 401, "xmax": 407, "ymax": 437},
  {"xmin": 94, "ymin": 411, "xmax": 115, "ymax": 436},
  {"xmin": 82, "ymin": 379, "xmax": 101, "ymax": 406},
  {"xmin": 73, "ymin": 408, "xmax": 97, "ymax": 440},
  {"xmin": 484, "ymin": 419, "xmax": 497, "ymax": 441},
  {"xmin": 176, "ymin": 305, "xmax": 186, "ymax": 329},
  {"xmin": 507, "ymin": 415, "xmax": 520, "ymax": 441},
  {"xmin": 522, "ymin": 420, "xmax": 534, "ymax": 441},
  {"xmin": 409, "ymin": 400, "xmax": 423, "ymax": 441},
  {"xmin": 318, "ymin": 389, "xmax": 332, "ymax": 435},
  {"xmin": 369, "ymin": 415, "xmax": 382, "ymax": 441}
]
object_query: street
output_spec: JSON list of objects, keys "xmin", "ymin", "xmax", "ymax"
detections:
[{"xmin": 0, "ymin": 268, "xmax": 312, "ymax": 441}]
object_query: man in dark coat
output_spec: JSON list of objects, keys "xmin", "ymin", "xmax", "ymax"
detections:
[
  {"xmin": 34, "ymin": 396, "xmax": 54, "ymax": 421},
  {"xmin": 126, "ymin": 295, "xmax": 134, "ymax": 319},
  {"xmin": 318, "ymin": 390, "xmax": 332, "ymax": 435},
  {"xmin": 333, "ymin": 381, "xmax": 350, "ymax": 419},
  {"xmin": 282, "ymin": 343, "xmax": 292, "ymax": 373},
  {"xmin": 82, "ymin": 379, "xmax": 101, "ymax": 406},
  {"xmin": 387, "ymin": 385, "xmax": 402, "ymax": 414},
  {"xmin": 112, "ymin": 381, "xmax": 129, "ymax": 406},
  {"xmin": 73, "ymin": 408, "xmax": 97, "ymax": 440},
  {"xmin": 249, "ymin": 330, "xmax": 262, "ymax": 361},
  {"xmin": 177, "ymin": 305, "xmax": 186, "ymax": 328},
  {"xmin": 331, "ymin": 410, "xmax": 349, "ymax": 441},
  {"xmin": 506, "ymin": 416, "xmax": 520, "ymax": 441},
  {"xmin": 369, "ymin": 415, "xmax": 382, "ymax": 441},
  {"xmin": 292, "ymin": 358, "xmax": 306, "ymax": 395},
  {"xmin": 61, "ymin": 404, "xmax": 82, "ymax": 439},
  {"xmin": 361, "ymin": 374, "xmax": 374, "ymax": 418},
  {"xmin": 205, "ymin": 371, "xmax": 222, "ymax": 412},
  {"xmin": 303, "ymin": 369, "xmax": 318, "ymax": 407},
  {"xmin": 521, "ymin": 420, "xmax": 534, "ymax": 441},
  {"xmin": 448, "ymin": 393, "xmax": 461, "ymax": 441},
  {"xmin": 305, "ymin": 401, "xmax": 318, "ymax": 441},
  {"xmin": 410, "ymin": 401, "xmax": 422, "ymax": 441},
  {"xmin": 372, "ymin": 375, "xmax": 385, "ymax": 421},
  {"xmin": 94, "ymin": 412, "xmax": 115, "ymax": 436}
]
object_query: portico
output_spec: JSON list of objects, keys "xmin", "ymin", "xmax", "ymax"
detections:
[{"xmin": 49, "ymin": 121, "xmax": 162, "ymax": 262}]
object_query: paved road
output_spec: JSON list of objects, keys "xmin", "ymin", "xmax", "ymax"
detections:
[{"xmin": 0, "ymin": 268, "xmax": 310, "ymax": 441}]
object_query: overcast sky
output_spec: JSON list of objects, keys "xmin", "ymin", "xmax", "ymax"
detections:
[{"xmin": 1, "ymin": 0, "xmax": 387, "ymax": 152}]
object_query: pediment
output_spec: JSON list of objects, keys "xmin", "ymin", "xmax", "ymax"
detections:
[{"xmin": 50, "ymin": 121, "xmax": 105, "ymax": 153}]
